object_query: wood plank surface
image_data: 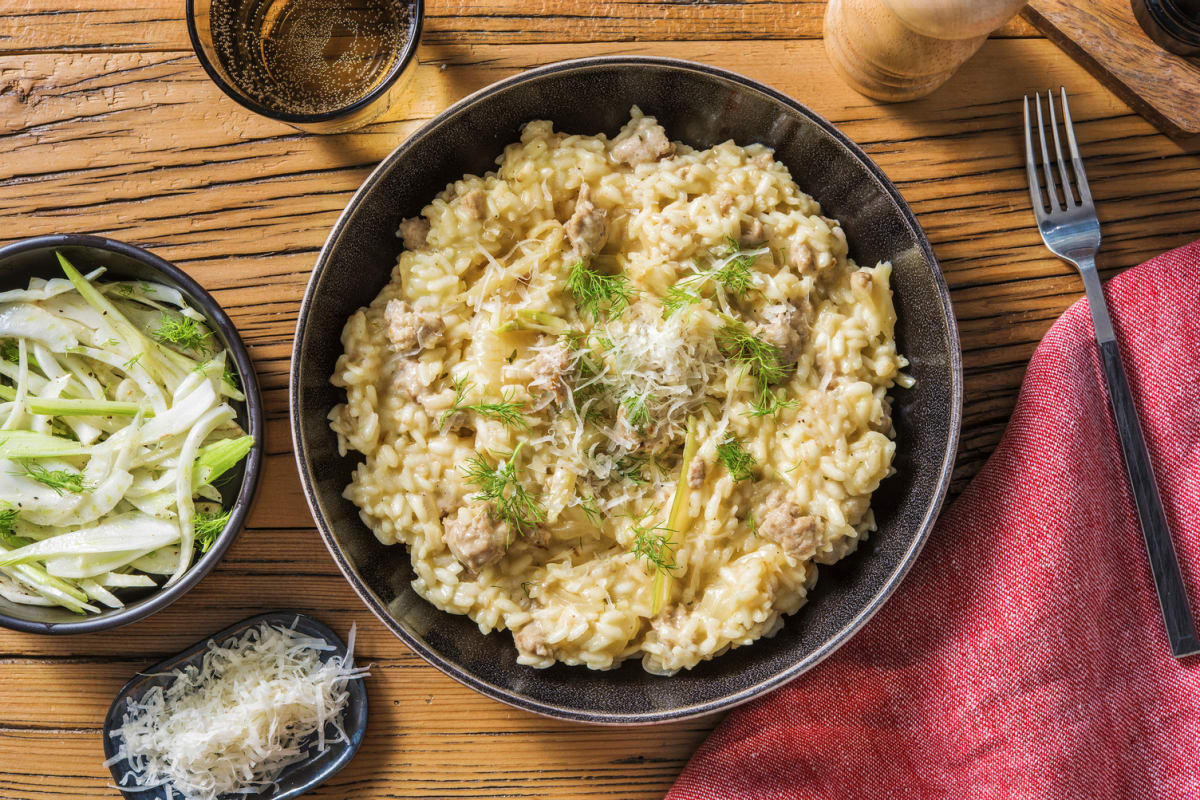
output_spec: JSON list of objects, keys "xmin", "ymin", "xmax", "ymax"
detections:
[
  {"xmin": 0, "ymin": 0, "xmax": 1037, "ymax": 53},
  {"xmin": 1, "ymin": 5, "xmax": 1199, "ymax": 800},
  {"xmin": 1025, "ymin": 0, "xmax": 1200, "ymax": 136}
]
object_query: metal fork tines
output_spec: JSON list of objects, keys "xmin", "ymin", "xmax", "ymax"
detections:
[{"xmin": 1023, "ymin": 88, "xmax": 1200, "ymax": 658}]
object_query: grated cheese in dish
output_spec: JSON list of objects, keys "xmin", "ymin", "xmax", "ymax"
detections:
[{"xmin": 105, "ymin": 620, "xmax": 368, "ymax": 800}]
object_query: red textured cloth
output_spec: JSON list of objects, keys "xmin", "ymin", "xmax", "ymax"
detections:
[{"xmin": 668, "ymin": 240, "xmax": 1200, "ymax": 800}]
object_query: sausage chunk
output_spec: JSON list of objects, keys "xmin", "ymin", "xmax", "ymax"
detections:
[
  {"xmin": 564, "ymin": 183, "xmax": 609, "ymax": 258},
  {"xmin": 443, "ymin": 503, "xmax": 509, "ymax": 573},
  {"xmin": 611, "ymin": 116, "xmax": 675, "ymax": 166},
  {"xmin": 529, "ymin": 341, "xmax": 572, "ymax": 400},
  {"xmin": 513, "ymin": 620, "xmax": 553, "ymax": 658},
  {"xmin": 687, "ymin": 457, "xmax": 707, "ymax": 489},
  {"xmin": 738, "ymin": 217, "xmax": 765, "ymax": 247},
  {"xmin": 462, "ymin": 188, "xmax": 488, "ymax": 221},
  {"xmin": 384, "ymin": 299, "xmax": 443, "ymax": 352},
  {"xmin": 756, "ymin": 301, "xmax": 810, "ymax": 366},
  {"xmin": 392, "ymin": 358, "xmax": 428, "ymax": 399},
  {"xmin": 850, "ymin": 270, "xmax": 873, "ymax": 300},
  {"xmin": 756, "ymin": 490, "xmax": 823, "ymax": 560},
  {"xmin": 789, "ymin": 240, "xmax": 814, "ymax": 274},
  {"xmin": 398, "ymin": 216, "xmax": 430, "ymax": 250}
]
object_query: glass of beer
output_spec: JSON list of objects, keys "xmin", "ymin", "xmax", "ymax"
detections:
[{"xmin": 186, "ymin": 0, "xmax": 423, "ymax": 133}]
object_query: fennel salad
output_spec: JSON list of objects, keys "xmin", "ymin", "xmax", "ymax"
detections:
[{"xmin": 0, "ymin": 253, "xmax": 253, "ymax": 614}]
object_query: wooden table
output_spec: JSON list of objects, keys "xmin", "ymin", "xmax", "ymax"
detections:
[{"xmin": 2, "ymin": 3, "xmax": 1198, "ymax": 798}]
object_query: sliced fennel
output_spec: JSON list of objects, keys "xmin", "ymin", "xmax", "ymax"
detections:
[{"xmin": 0, "ymin": 253, "xmax": 253, "ymax": 615}]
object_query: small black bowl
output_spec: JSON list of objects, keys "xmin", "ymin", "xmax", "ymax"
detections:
[
  {"xmin": 291, "ymin": 57, "xmax": 963, "ymax": 723},
  {"xmin": 103, "ymin": 611, "xmax": 368, "ymax": 800},
  {"xmin": 0, "ymin": 234, "xmax": 264, "ymax": 634}
]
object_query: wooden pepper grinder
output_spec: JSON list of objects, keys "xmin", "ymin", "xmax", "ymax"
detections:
[{"xmin": 825, "ymin": 0, "xmax": 1028, "ymax": 101}]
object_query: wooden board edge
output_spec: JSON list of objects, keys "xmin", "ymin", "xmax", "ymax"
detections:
[{"xmin": 1020, "ymin": 6, "xmax": 1197, "ymax": 138}]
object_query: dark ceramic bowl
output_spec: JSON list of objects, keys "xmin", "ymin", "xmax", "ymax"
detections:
[
  {"xmin": 291, "ymin": 57, "xmax": 962, "ymax": 723},
  {"xmin": 104, "ymin": 611, "xmax": 368, "ymax": 800},
  {"xmin": 0, "ymin": 234, "xmax": 264, "ymax": 634}
]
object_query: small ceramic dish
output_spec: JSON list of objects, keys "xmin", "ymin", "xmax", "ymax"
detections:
[
  {"xmin": 0, "ymin": 234, "xmax": 264, "ymax": 634},
  {"xmin": 103, "ymin": 611, "xmax": 369, "ymax": 800}
]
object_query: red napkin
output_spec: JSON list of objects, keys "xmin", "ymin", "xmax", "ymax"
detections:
[{"xmin": 668, "ymin": 240, "xmax": 1200, "ymax": 800}]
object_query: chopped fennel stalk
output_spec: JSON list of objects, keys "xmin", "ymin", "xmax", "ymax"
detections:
[
  {"xmin": 496, "ymin": 309, "xmax": 569, "ymax": 335},
  {"xmin": 0, "ymin": 386, "xmax": 149, "ymax": 418},
  {"xmin": 653, "ymin": 419, "xmax": 698, "ymax": 615},
  {"xmin": 0, "ymin": 430, "xmax": 92, "ymax": 458},
  {"xmin": 192, "ymin": 435, "xmax": 254, "ymax": 490}
]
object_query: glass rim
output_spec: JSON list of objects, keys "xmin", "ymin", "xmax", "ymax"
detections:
[{"xmin": 184, "ymin": 0, "xmax": 425, "ymax": 125}]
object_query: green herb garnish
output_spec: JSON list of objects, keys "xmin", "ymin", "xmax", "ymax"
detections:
[
  {"xmin": 620, "ymin": 393, "xmax": 652, "ymax": 433},
  {"xmin": 19, "ymin": 462, "xmax": 92, "ymax": 495},
  {"xmin": 579, "ymin": 493, "xmax": 602, "ymax": 527},
  {"xmin": 439, "ymin": 375, "xmax": 529, "ymax": 430},
  {"xmin": 153, "ymin": 314, "xmax": 212, "ymax": 354},
  {"xmin": 615, "ymin": 453, "xmax": 650, "ymax": 484},
  {"xmin": 662, "ymin": 284, "xmax": 703, "ymax": 319},
  {"xmin": 0, "ymin": 339, "xmax": 18, "ymax": 364},
  {"xmin": 566, "ymin": 260, "xmax": 635, "ymax": 320},
  {"xmin": 661, "ymin": 240, "xmax": 763, "ymax": 318},
  {"xmin": 122, "ymin": 353, "xmax": 143, "ymax": 371},
  {"xmin": 748, "ymin": 388, "xmax": 797, "ymax": 418},
  {"xmin": 716, "ymin": 318, "xmax": 787, "ymax": 386},
  {"xmin": 462, "ymin": 442, "xmax": 546, "ymax": 539},
  {"xmin": 630, "ymin": 511, "xmax": 678, "ymax": 574},
  {"xmin": 194, "ymin": 509, "xmax": 231, "ymax": 553},
  {"xmin": 712, "ymin": 237, "xmax": 758, "ymax": 297},
  {"xmin": 0, "ymin": 503, "xmax": 17, "ymax": 537},
  {"xmin": 716, "ymin": 436, "xmax": 756, "ymax": 482},
  {"xmin": 716, "ymin": 316, "xmax": 795, "ymax": 418}
]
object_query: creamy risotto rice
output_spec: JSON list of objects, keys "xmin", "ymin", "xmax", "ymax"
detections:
[{"xmin": 329, "ymin": 109, "xmax": 911, "ymax": 674}]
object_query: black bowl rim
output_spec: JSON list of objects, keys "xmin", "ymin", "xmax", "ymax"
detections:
[
  {"xmin": 290, "ymin": 55, "xmax": 963, "ymax": 724},
  {"xmin": 0, "ymin": 233, "xmax": 265, "ymax": 635},
  {"xmin": 184, "ymin": 0, "xmax": 426, "ymax": 125},
  {"xmin": 102, "ymin": 610, "xmax": 369, "ymax": 800}
]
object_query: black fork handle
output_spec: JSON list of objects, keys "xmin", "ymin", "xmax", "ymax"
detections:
[{"xmin": 1098, "ymin": 337, "xmax": 1200, "ymax": 657}]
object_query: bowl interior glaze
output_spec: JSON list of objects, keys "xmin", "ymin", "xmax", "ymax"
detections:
[
  {"xmin": 0, "ymin": 235, "xmax": 263, "ymax": 634},
  {"xmin": 292, "ymin": 57, "xmax": 961, "ymax": 723}
]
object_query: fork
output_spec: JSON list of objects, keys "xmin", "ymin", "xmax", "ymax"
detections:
[{"xmin": 1023, "ymin": 88, "xmax": 1200, "ymax": 658}]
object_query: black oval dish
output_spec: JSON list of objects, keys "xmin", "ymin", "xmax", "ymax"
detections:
[
  {"xmin": 0, "ymin": 234, "xmax": 264, "ymax": 634},
  {"xmin": 291, "ymin": 57, "xmax": 963, "ymax": 724},
  {"xmin": 103, "ymin": 611, "xmax": 368, "ymax": 800}
]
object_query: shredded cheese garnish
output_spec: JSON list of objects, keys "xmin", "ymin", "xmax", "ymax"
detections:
[{"xmin": 105, "ymin": 620, "xmax": 368, "ymax": 800}]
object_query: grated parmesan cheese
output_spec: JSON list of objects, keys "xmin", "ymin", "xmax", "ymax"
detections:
[{"xmin": 105, "ymin": 620, "xmax": 368, "ymax": 800}]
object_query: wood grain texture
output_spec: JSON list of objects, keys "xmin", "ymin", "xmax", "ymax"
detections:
[
  {"xmin": 0, "ymin": 0, "xmax": 1037, "ymax": 53},
  {"xmin": 1024, "ymin": 0, "xmax": 1200, "ymax": 137},
  {"xmin": 2, "ymin": 13, "xmax": 1200, "ymax": 800}
]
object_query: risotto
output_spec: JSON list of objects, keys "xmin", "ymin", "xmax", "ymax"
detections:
[{"xmin": 329, "ymin": 109, "xmax": 910, "ymax": 674}]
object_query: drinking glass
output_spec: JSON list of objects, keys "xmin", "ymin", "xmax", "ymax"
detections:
[{"xmin": 186, "ymin": 0, "xmax": 424, "ymax": 133}]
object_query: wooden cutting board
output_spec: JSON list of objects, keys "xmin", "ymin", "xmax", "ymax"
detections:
[{"xmin": 1024, "ymin": 0, "xmax": 1200, "ymax": 137}]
